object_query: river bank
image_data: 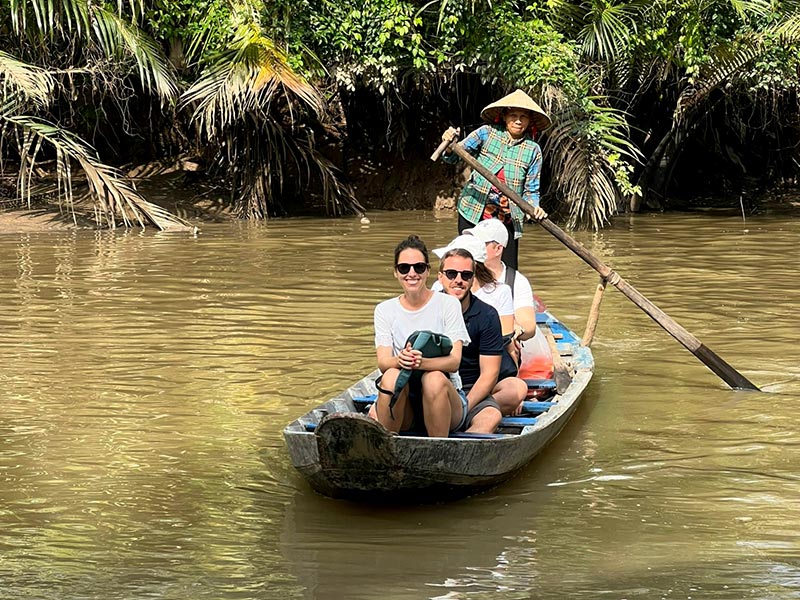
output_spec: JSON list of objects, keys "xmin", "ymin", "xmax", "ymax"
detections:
[{"xmin": 2, "ymin": 175, "xmax": 798, "ymax": 234}]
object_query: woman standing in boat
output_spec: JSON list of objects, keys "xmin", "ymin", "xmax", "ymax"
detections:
[
  {"xmin": 373, "ymin": 235, "xmax": 470, "ymax": 438},
  {"xmin": 442, "ymin": 89, "xmax": 550, "ymax": 269}
]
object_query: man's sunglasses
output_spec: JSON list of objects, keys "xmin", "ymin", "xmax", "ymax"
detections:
[
  {"xmin": 395, "ymin": 262, "xmax": 429, "ymax": 275},
  {"xmin": 441, "ymin": 269, "xmax": 474, "ymax": 281}
]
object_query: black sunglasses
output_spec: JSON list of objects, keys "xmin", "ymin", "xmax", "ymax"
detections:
[
  {"xmin": 396, "ymin": 262, "xmax": 429, "ymax": 275},
  {"xmin": 441, "ymin": 269, "xmax": 474, "ymax": 281}
]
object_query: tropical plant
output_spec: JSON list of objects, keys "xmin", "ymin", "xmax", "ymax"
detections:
[
  {"xmin": 0, "ymin": 0, "xmax": 190, "ymax": 229},
  {"xmin": 523, "ymin": 0, "xmax": 800, "ymax": 213},
  {"xmin": 178, "ymin": 12, "xmax": 364, "ymax": 218}
]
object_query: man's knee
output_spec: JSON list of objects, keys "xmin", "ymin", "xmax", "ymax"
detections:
[
  {"xmin": 495, "ymin": 376, "xmax": 527, "ymax": 397},
  {"xmin": 467, "ymin": 406, "xmax": 502, "ymax": 433}
]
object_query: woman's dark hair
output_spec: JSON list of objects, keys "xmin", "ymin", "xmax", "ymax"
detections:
[
  {"xmin": 474, "ymin": 262, "xmax": 496, "ymax": 288},
  {"xmin": 394, "ymin": 235, "xmax": 429, "ymax": 264}
]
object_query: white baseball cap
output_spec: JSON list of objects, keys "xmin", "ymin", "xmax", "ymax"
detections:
[
  {"xmin": 464, "ymin": 219, "xmax": 509, "ymax": 247},
  {"xmin": 433, "ymin": 234, "xmax": 488, "ymax": 263}
]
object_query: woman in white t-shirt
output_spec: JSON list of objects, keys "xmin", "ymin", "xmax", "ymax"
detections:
[{"xmin": 373, "ymin": 235, "xmax": 471, "ymax": 437}]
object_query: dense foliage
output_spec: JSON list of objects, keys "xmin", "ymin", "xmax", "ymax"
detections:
[{"xmin": 2, "ymin": 0, "xmax": 800, "ymax": 228}]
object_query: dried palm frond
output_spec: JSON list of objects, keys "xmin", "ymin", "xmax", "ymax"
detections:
[
  {"xmin": 90, "ymin": 6, "xmax": 178, "ymax": 103},
  {"xmin": 7, "ymin": 0, "xmax": 175, "ymax": 104},
  {"xmin": 2, "ymin": 112, "xmax": 192, "ymax": 230},
  {"xmin": 0, "ymin": 0, "xmax": 186, "ymax": 229},
  {"xmin": 181, "ymin": 22, "xmax": 323, "ymax": 137},
  {"xmin": 7, "ymin": 0, "xmax": 145, "ymax": 37},
  {"xmin": 0, "ymin": 51, "xmax": 53, "ymax": 107}
]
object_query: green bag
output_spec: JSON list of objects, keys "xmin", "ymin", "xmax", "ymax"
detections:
[{"xmin": 389, "ymin": 330, "xmax": 453, "ymax": 417}]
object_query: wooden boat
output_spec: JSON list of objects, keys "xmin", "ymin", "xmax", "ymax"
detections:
[{"xmin": 283, "ymin": 310, "xmax": 594, "ymax": 501}]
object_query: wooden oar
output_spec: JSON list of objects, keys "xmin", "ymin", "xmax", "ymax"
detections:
[{"xmin": 432, "ymin": 131, "xmax": 760, "ymax": 392}]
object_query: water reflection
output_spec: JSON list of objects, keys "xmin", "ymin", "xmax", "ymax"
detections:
[{"xmin": 0, "ymin": 211, "xmax": 799, "ymax": 598}]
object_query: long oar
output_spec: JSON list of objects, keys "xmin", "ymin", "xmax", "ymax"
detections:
[{"xmin": 432, "ymin": 132, "xmax": 760, "ymax": 392}]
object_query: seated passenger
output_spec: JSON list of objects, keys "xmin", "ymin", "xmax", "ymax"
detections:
[
  {"xmin": 464, "ymin": 218, "xmax": 554, "ymax": 382},
  {"xmin": 437, "ymin": 245, "xmax": 528, "ymax": 434},
  {"xmin": 372, "ymin": 235, "xmax": 471, "ymax": 437}
]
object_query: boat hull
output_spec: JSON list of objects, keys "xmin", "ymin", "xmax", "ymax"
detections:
[{"xmin": 283, "ymin": 311, "xmax": 594, "ymax": 501}]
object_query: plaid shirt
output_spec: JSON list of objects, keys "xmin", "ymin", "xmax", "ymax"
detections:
[{"xmin": 444, "ymin": 124, "xmax": 542, "ymax": 239}]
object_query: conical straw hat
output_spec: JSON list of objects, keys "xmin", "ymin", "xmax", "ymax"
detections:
[{"xmin": 480, "ymin": 89, "xmax": 551, "ymax": 131}]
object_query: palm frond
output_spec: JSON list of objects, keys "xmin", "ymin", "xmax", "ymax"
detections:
[
  {"xmin": 542, "ymin": 91, "xmax": 642, "ymax": 229},
  {"xmin": 675, "ymin": 35, "xmax": 763, "ymax": 121},
  {"xmin": 8, "ymin": 0, "xmax": 90, "ymax": 37},
  {"xmin": 0, "ymin": 51, "xmax": 54, "ymax": 107},
  {"xmin": 728, "ymin": 0, "xmax": 772, "ymax": 19},
  {"xmin": 1, "ymin": 113, "xmax": 191, "ymax": 230},
  {"xmin": 579, "ymin": 1, "xmax": 641, "ymax": 62},
  {"xmin": 534, "ymin": 0, "xmax": 584, "ymax": 33},
  {"xmin": 548, "ymin": 124, "xmax": 620, "ymax": 230},
  {"xmin": 227, "ymin": 116, "xmax": 361, "ymax": 219},
  {"xmin": 91, "ymin": 6, "xmax": 178, "ymax": 103},
  {"xmin": 9, "ymin": 0, "xmax": 146, "ymax": 34},
  {"xmin": 180, "ymin": 23, "xmax": 323, "ymax": 137},
  {"xmin": 773, "ymin": 12, "xmax": 800, "ymax": 40}
]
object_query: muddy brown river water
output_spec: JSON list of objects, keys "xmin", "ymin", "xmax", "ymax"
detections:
[{"xmin": 1, "ymin": 209, "xmax": 798, "ymax": 599}]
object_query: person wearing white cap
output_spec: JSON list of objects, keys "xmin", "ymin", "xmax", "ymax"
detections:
[
  {"xmin": 464, "ymin": 218, "xmax": 555, "ymax": 382},
  {"xmin": 441, "ymin": 89, "xmax": 550, "ymax": 270},
  {"xmin": 432, "ymin": 234, "xmax": 514, "ymax": 336},
  {"xmin": 463, "ymin": 218, "xmax": 537, "ymax": 342}
]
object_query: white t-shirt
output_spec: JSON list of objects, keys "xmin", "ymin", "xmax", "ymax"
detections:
[
  {"xmin": 498, "ymin": 264, "xmax": 534, "ymax": 311},
  {"xmin": 374, "ymin": 291, "xmax": 470, "ymax": 355},
  {"xmin": 432, "ymin": 280, "xmax": 514, "ymax": 317},
  {"xmin": 474, "ymin": 283, "xmax": 514, "ymax": 317}
]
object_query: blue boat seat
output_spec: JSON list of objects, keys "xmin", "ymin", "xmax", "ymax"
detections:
[
  {"xmin": 523, "ymin": 379, "xmax": 556, "ymax": 390},
  {"xmin": 353, "ymin": 378, "xmax": 555, "ymax": 409},
  {"xmin": 521, "ymin": 401, "xmax": 555, "ymax": 414},
  {"xmin": 352, "ymin": 394, "xmax": 378, "ymax": 408},
  {"xmin": 500, "ymin": 416, "xmax": 537, "ymax": 427},
  {"xmin": 351, "ymin": 396, "xmax": 555, "ymax": 418}
]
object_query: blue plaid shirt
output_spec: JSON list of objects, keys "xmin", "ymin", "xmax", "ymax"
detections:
[{"xmin": 444, "ymin": 124, "xmax": 542, "ymax": 239}]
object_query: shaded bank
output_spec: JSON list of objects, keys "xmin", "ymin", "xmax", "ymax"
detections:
[{"xmin": 3, "ymin": 174, "xmax": 800, "ymax": 234}]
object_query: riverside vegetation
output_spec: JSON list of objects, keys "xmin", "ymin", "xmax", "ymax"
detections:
[{"xmin": 2, "ymin": 0, "xmax": 800, "ymax": 229}]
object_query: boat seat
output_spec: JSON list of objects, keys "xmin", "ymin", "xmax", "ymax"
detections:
[
  {"xmin": 351, "ymin": 396, "xmax": 554, "ymax": 417},
  {"xmin": 521, "ymin": 401, "xmax": 555, "ymax": 414},
  {"xmin": 353, "ymin": 379, "xmax": 556, "ymax": 409},
  {"xmin": 525, "ymin": 378, "xmax": 557, "ymax": 400},
  {"xmin": 447, "ymin": 432, "xmax": 510, "ymax": 439},
  {"xmin": 524, "ymin": 378, "xmax": 556, "ymax": 390},
  {"xmin": 499, "ymin": 416, "xmax": 537, "ymax": 427},
  {"xmin": 352, "ymin": 394, "xmax": 378, "ymax": 409}
]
